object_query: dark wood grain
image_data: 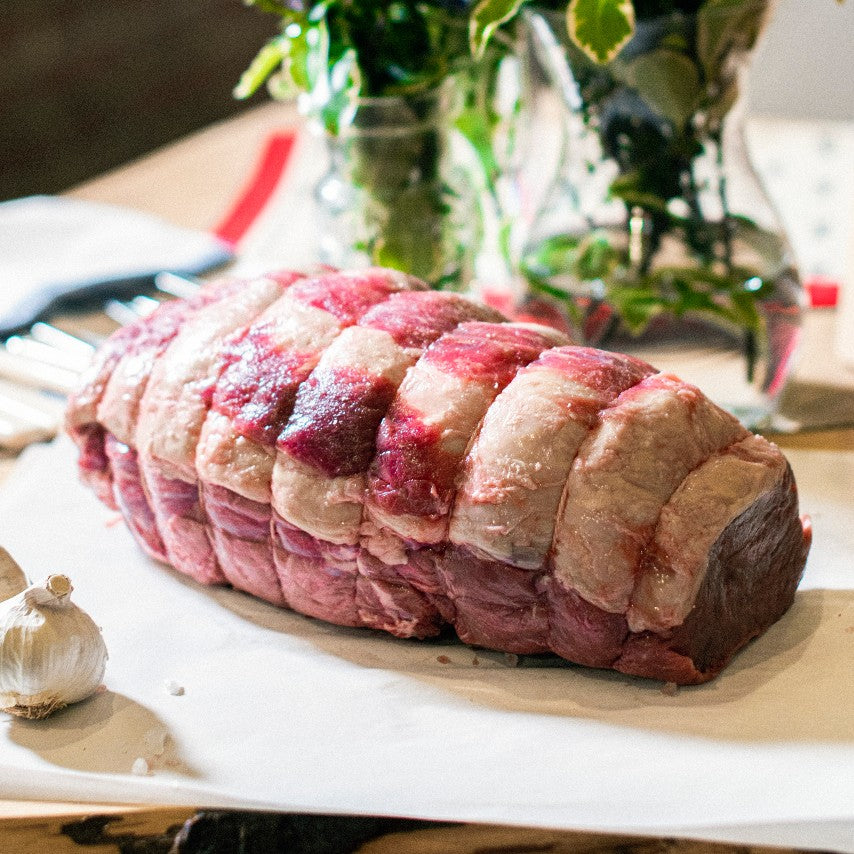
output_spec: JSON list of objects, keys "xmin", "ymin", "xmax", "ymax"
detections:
[{"xmin": 0, "ymin": 809, "xmax": 812, "ymax": 854}]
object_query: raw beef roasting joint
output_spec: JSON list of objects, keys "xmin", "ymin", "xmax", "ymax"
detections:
[{"xmin": 66, "ymin": 267, "xmax": 811, "ymax": 684}]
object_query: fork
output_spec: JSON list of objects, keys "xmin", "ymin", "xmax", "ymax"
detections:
[{"xmin": 0, "ymin": 272, "xmax": 200, "ymax": 450}]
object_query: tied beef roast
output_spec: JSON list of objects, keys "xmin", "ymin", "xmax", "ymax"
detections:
[{"xmin": 66, "ymin": 267, "xmax": 811, "ymax": 684}]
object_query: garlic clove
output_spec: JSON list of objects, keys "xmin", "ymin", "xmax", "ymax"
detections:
[
  {"xmin": 0, "ymin": 547, "xmax": 28, "ymax": 602},
  {"xmin": 0, "ymin": 574, "xmax": 108, "ymax": 719}
]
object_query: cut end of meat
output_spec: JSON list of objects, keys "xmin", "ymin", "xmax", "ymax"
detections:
[
  {"xmin": 626, "ymin": 433, "xmax": 791, "ymax": 634},
  {"xmin": 551, "ymin": 372, "xmax": 748, "ymax": 615},
  {"xmin": 615, "ymin": 472, "xmax": 810, "ymax": 684},
  {"xmin": 67, "ymin": 266, "xmax": 811, "ymax": 685}
]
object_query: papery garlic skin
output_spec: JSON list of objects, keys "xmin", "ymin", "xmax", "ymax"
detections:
[
  {"xmin": 0, "ymin": 575, "xmax": 107, "ymax": 719},
  {"xmin": 0, "ymin": 547, "xmax": 27, "ymax": 602}
]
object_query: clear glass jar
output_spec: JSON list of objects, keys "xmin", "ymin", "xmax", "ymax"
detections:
[
  {"xmin": 313, "ymin": 82, "xmax": 479, "ymax": 289},
  {"xmin": 520, "ymin": 1, "xmax": 802, "ymax": 428}
]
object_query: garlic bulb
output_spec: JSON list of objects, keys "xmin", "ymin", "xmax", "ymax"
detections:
[
  {"xmin": 0, "ymin": 574, "xmax": 107, "ymax": 719},
  {"xmin": 0, "ymin": 547, "xmax": 27, "ymax": 602}
]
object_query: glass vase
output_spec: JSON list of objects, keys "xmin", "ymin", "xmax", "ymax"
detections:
[
  {"xmin": 312, "ymin": 82, "xmax": 478, "ymax": 290},
  {"xmin": 520, "ymin": 1, "xmax": 802, "ymax": 428}
]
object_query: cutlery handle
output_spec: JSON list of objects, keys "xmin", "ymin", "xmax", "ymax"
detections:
[{"xmin": 0, "ymin": 275, "xmax": 160, "ymax": 338}]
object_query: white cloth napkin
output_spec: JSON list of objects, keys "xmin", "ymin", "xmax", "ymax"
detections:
[{"xmin": 0, "ymin": 196, "xmax": 233, "ymax": 335}]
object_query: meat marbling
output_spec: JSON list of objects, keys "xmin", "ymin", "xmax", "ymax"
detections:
[
  {"xmin": 67, "ymin": 268, "xmax": 811, "ymax": 683},
  {"xmin": 134, "ymin": 271, "xmax": 305, "ymax": 585},
  {"xmin": 66, "ymin": 274, "xmax": 247, "ymax": 510}
]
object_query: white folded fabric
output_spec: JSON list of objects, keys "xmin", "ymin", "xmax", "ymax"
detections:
[{"xmin": 0, "ymin": 195, "xmax": 233, "ymax": 335}]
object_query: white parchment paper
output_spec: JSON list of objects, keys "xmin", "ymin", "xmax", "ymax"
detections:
[{"xmin": 0, "ymin": 436, "xmax": 852, "ymax": 852}]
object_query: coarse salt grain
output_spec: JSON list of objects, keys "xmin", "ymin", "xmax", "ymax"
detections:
[
  {"xmin": 131, "ymin": 757, "xmax": 150, "ymax": 776},
  {"xmin": 164, "ymin": 679, "xmax": 185, "ymax": 696}
]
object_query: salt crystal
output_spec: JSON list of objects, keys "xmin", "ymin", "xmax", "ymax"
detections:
[
  {"xmin": 131, "ymin": 757, "xmax": 149, "ymax": 776},
  {"xmin": 164, "ymin": 679, "xmax": 185, "ymax": 696}
]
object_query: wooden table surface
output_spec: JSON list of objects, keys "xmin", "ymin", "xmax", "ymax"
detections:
[{"xmin": 1, "ymin": 101, "xmax": 851, "ymax": 852}]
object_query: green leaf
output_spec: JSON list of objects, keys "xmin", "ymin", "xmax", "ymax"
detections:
[
  {"xmin": 522, "ymin": 234, "xmax": 583, "ymax": 279},
  {"xmin": 609, "ymin": 173, "xmax": 670, "ymax": 213},
  {"xmin": 371, "ymin": 182, "xmax": 453, "ymax": 283},
  {"xmin": 606, "ymin": 286, "xmax": 663, "ymax": 334},
  {"xmin": 622, "ymin": 49, "xmax": 701, "ymax": 129},
  {"xmin": 233, "ymin": 39, "xmax": 288, "ymax": 99},
  {"xmin": 455, "ymin": 111, "xmax": 501, "ymax": 187},
  {"xmin": 318, "ymin": 48, "xmax": 361, "ymax": 135},
  {"xmin": 728, "ymin": 215, "xmax": 786, "ymax": 269},
  {"xmin": 651, "ymin": 264, "xmax": 755, "ymax": 293},
  {"xmin": 469, "ymin": 0, "xmax": 526, "ymax": 58},
  {"xmin": 576, "ymin": 232, "xmax": 618, "ymax": 280},
  {"xmin": 567, "ymin": 0, "xmax": 635, "ymax": 65},
  {"xmin": 522, "ymin": 231, "xmax": 618, "ymax": 285},
  {"xmin": 523, "ymin": 271, "xmax": 575, "ymax": 301},
  {"xmin": 702, "ymin": 75, "xmax": 740, "ymax": 129},
  {"xmin": 306, "ymin": 18, "xmax": 331, "ymax": 93},
  {"xmin": 729, "ymin": 289, "xmax": 762, "ymax": 332},
  {"xmin": 286, "ymin": 28, "xmax": 312, "ymax": 91},
  {"xmin": 697, "ymin": 0, "xmax": 768, "ymax": 82},
  {"xmin": 642, "ymin": 265, "xmax": 765, "ymax": 333}
]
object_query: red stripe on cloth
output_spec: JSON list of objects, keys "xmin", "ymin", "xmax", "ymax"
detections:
[
  {"xmin": 212, "ymin": 131, "xmax": 297, "ymax": 247},
  {"xmin": 804, "ymin": 275, "xmax": 840, "ymax": 309}
]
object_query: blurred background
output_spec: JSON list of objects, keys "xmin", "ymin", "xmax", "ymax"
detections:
[
  {"xmin": 1, "ymin": 0, "xmax": 852, "ymax": 202},
  {"xmin": 748, "ymin": 0, "xmax": 854, "ymax": 121},
  {"xmin": 1, "ymin": 0, "xmax": 277, "ymax": 201}
]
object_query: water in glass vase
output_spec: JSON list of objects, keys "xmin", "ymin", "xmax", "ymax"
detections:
[
  {"xmin": 520, "ymin": 2, "xmax": 802, "ymax": 429},
  {"xmin": 313, "ymin": 83, "xmax": 479, "ymax": 290}
]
